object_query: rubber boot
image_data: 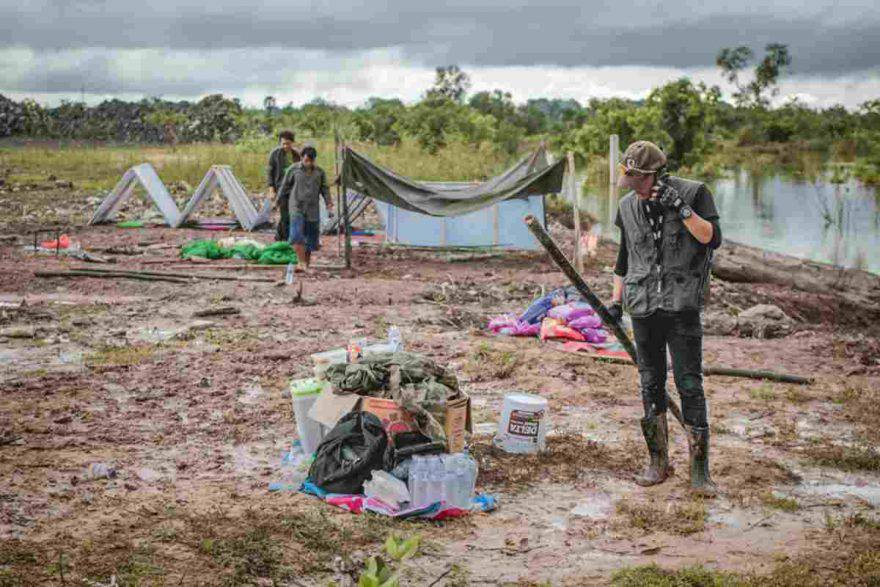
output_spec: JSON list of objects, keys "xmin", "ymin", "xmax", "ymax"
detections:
[
  {"xmin": 634, "ymin": 412, "xmax": 673, "ymax": 487},
  {"xmin": 686, "ymin": 425, "xmax": 718, "ymax": 496}
]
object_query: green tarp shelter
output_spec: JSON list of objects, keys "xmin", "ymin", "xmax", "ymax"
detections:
[{"xmin": 341, "ymin": 146, "xmax": 565, "ymax": 217}]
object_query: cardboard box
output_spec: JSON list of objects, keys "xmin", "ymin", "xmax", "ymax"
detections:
[
  {"xmin": 307, "ymin": 388, "xmax": 361, "ymax": 429},
  {"xmin": 361, "ymin": 397, "xmax": 416, "ymax": 438}
]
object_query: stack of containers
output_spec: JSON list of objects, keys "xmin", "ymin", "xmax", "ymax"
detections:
[
  {"xmin": 290, "ymin": 378, "xmax": 328, "ymax": 455},
  {"xmin": 407, "ymin": 453, "xmax": 478, "ymax": 509}
]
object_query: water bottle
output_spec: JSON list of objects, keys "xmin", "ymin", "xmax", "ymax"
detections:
[
  {"xmin": 387, "ymin": 326, "xmax": 403, "ymax": 352},
  {"xmin": 285, "ymin": 263, "xmax": 295, "ymax": 285},
  {"xmin": 430, "ymin": 456, "xmax": 444, "ymax": 504},
  {"xmin": 408, "ymin": 455, "xmax": 423, "ymax": 506}
]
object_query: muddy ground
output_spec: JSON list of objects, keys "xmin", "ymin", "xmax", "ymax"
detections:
[{"xmin": 1, "ymin": 196, "xmax": 879, "ymax": 585}]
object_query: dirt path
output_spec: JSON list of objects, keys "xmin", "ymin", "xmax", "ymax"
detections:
[{"xmin": 1, "ymin": 224, "xmax": 878, "ymax": 586}]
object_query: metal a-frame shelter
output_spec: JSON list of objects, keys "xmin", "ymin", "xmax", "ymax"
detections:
[
  {"xmin": 89, "ymin": 163, "xmax": 182, "ymax": 226},
  {"xmin": 175, "ymin": 165, "xmax": 271, "ymax": 231}
]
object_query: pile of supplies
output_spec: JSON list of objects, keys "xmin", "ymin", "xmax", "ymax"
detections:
[
  {"xmin": 276, "ymin": 329, "xmax": 494, "ymax": 520},
  {"xmin": 488, "ymin": 286, "xmax": 634, "ymax": 350},
  {"xmin": 488, "ymin": 287, "xmax": 609, "ymax": 342}
]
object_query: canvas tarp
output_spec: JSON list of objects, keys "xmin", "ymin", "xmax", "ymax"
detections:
[{"xmin": 341, "ymin": 146, "xmax": 565, "ymax": 217}]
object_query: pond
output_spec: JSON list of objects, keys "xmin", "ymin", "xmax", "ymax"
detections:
[{"xmin": 578, "ymin": 170, "xmax": 880, "ymax": 274}]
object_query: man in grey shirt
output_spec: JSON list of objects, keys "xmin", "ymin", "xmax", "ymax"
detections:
[
  {"xmin": 277, "ymin": 146, "xmax": 333, "ymax": 272},
  {"xmin": 266, "ymin": 130, "xmax": 301, "ymax": 241}
]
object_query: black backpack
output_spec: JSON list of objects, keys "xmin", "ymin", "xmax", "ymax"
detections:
[{"xmin": 308, "ymin": 411, "xmax": 388, "ymax": 494}]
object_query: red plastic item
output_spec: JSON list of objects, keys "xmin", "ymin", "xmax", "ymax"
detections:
[
  {"xmin": 539, "ymin": 318, "xmax": 586, "ymax": 342},
  {"xmin": 41, "ymin": 234, "xmax": 70, "ymax": 249}
]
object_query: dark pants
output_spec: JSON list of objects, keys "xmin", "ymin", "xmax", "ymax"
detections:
[
  {"xmin": 632, "ymin": 310, "xmax": 707, "ymax": 427},
  {"xmin": 275, "ymin": 197, "xmax": 290, "ymax": 242}
]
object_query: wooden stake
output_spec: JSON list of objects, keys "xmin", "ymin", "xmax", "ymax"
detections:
[
  {"xmin": 341, "ymin": 145, "xmax": 352, "ymax": 269},
  {"xmin": 567, "ymin": 152, "xmax": 583, "ymax": 273},
  {"xmin": 608, "ymin": 134, "xmax": 619, "ymax": 229}
]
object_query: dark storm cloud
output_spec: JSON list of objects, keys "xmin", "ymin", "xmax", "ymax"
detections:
[{"xmin": 1, "ymin": 0, "xmax": 878, "ymax": 74}]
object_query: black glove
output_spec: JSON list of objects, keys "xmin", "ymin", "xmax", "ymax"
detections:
[
  {"xmin": 607, "ymin": 302, "xmax": 623, "ymax": 323},
  {"xmin": 654, "ymin": 178, "xmax": 684, "ymax": 213}
]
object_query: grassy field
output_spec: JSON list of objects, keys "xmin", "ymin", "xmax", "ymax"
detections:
[{"xmin": 0, "ymin": 138, "xmax": 517, "ymax": 194}]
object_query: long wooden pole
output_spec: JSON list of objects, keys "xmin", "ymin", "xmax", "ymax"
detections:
[
  {"xmin": 567, "ymin": 152, "xmax": 582, "ymax": 274},
  {"xmin": 523, "ymin": 214, "xmax": 686, "ymax": 429},
  {"xmin": 565, "ymin": 352, "xmax": 812, "ymax": 385},
  {"xmin": 341, "ymin": 145, "xmax": 352, "ymax": 269},
  {"xmin": 334, "ymin": 128, "xmax": 342, "ymax": 258}
]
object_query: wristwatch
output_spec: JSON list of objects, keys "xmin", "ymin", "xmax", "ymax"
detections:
[{"xmin": 679, "ymin": 205, "xmax": 693, "ymax": 220}]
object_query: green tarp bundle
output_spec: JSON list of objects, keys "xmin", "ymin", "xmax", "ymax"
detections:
[
  {"xmin": 180, "ymin": 240, "xmax": 298, "ymax": 265},
  {"xmin": 341, "ymin": 146, "xmax": 566, "ymax": 217}
]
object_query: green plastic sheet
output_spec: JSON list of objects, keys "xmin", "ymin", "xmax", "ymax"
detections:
[
  {"xmin": 116, "ymin": 220, "xmax": 146, "ymax": 228},
  {"xmin": 179, "ymin": 239, "xmax": 298, "ymax": 265}
]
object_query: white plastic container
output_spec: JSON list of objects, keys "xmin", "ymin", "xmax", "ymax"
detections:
[
  {"xmin": 290, "ymin": 378, "xmax": 327, "ymax": 455},
  {"xmin": 494, "ymin": 393, "xmax": 549, "ymax": 454}
]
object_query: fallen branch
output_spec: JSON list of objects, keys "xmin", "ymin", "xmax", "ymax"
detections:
[
  {"xmin": 566, "ymin": 350, "xmax": 813, "ymax": 385},
  {"xmin": 69, "ymin": 266, "xmax": 275, "ymax": 283},
  {"xmin": 192, "ymin": 306, "xmax": 240, "ymax": 318},
  {"xmin": 35, "ymin": 270, "xmax": 189, "ymax": 284}
]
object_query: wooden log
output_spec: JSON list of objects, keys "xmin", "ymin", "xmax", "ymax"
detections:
[
  {"xmin": 568, "ymin": 352, "xmax": 812, "ymax": 385},
  {"xmin": 35, "ymin": 270, "xmax": 189, "ymax": 284},
  {"xmin": 67, "ymin": 267, "xmax": 276, "ymax": 283}
]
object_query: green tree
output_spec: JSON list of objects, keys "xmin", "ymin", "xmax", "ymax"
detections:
[
  {"xmin": 425, "ymin": 65, "xmax": 471, "ymax": 104},
  {"xmin": 644, "ymin": 79, "xmax": 720, "ymax": 168},
  {"xmin": 716, "ymin": 43, "xmax": 792, "ymax": 107},
  {"xmin": 469, "ymin": 90, "xmax": 517, "ymax": 123}
]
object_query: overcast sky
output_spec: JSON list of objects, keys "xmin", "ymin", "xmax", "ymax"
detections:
[{"xmin": 1, "ymin": 0, "xmax": 878, "ymax": 108}]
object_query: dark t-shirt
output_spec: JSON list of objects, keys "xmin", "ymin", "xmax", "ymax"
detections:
[{"xmin": 614, "ymin": 184, "xmax": 721, "ymax": 277}]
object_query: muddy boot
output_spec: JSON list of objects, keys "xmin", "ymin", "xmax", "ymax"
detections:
[
  {"xmin": 635, "ymin": 412, "xmax": 672, "ymax": 486},
  {"xmin": 686, "ymin": 425, "xmax": 717, "ymax": 496}
]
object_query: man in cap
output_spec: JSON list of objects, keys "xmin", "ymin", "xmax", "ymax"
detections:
[{"xmin": 609, "ymin": 140, "xmax": 722, "ymax": 494}]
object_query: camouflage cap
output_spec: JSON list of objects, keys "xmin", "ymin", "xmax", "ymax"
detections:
[{"xmin": 620, "ymin": 140, "xmax": 667, "ymax": 175}]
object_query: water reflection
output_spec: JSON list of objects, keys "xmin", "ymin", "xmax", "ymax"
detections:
[{"xmin": 578, "ymin": 170, "xmax": 880, "ymax": 274}]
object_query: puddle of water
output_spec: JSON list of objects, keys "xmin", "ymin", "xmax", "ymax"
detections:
[
  {"xmin": 797, "ymin": 481, "xmax": 880, "ymax": 506},
  {"xmin": 570, "ymin": 493, "xmax": 613, "ymax": 520}
]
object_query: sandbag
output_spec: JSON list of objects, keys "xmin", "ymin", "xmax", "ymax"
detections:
[{"xmin": 308, "ymin": 411, "xmax": 388, "ymax": 494}]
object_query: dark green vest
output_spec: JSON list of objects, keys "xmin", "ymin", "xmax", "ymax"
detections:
[{"xmin": 618, "ymin": 176, "xmax": 711, "ymax": 317}]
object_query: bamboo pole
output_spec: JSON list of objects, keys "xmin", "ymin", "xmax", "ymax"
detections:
[
  {"xmin": 334, "ymin": 128, "xmax": 342, "ymax": 258},
  {"xmin": 60, "ymin": 267, "xmax": 275, "ymax": 283},
  {"xmin": 341, "ymin": 145, "xmax": 352, "ymax": 269},
  {"xmin": 523, "ymin": 214, "xmax": 686, "ymax": 429},
  {"xmin": 567, "ymin": 152, "xmax": 583, "ymax": 273}
]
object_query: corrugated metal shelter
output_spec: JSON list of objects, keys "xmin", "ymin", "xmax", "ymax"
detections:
[
  {"xmin": 176, "ymin": 165, "xmax": 271, "ymax": 231},
  {"xmin": 89, "ymin": 163, "xmax": 182, "ymax": 227}
]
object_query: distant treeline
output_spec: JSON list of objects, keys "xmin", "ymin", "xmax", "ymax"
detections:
[{"xmin": 2, "ymin": 65, "xmax": 879, "ymax": 182}]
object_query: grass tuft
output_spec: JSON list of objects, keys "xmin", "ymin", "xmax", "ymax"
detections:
[
  {"xmin": 615, "ymin": 498, "xmax": 708, "ymax": 536},
  {"xmin": 464, "ymin": 342, "xmax": 519, "ymax": 381}
]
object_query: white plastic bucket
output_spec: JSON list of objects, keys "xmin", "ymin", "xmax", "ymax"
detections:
[
  {"xmin": 290, "ymin": 379, "xmax": 327, "ymax": 455},
  {"xmin": 494, "ymin": 393, "xmax": 548, "ymax": 454}
]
